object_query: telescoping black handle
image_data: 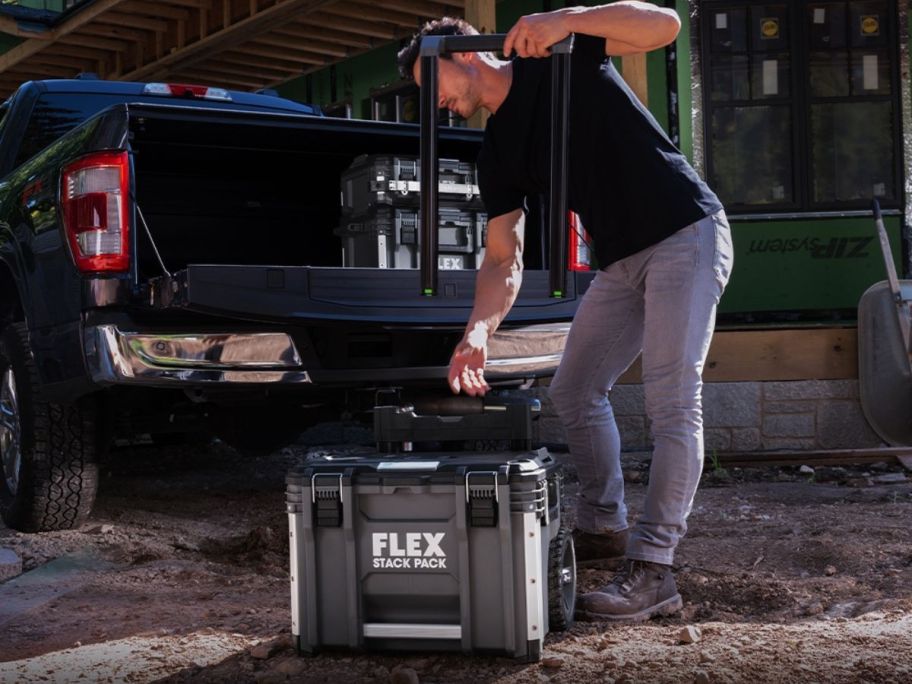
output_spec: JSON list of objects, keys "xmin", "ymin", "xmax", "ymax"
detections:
[{"xmin": 418, "ymin": 33, "xmax": 574, "ymax": 297}]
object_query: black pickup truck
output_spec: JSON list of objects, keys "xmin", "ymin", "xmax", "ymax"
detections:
[{"xmin": 0, "ymin": 77, "xmax": 594, "ymax": 532}]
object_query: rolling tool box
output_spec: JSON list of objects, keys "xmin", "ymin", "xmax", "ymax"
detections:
[
  {"xmin": 335, "ymin": 206, "xmax": 488, "ymax": 270},
  {"xmin": 287, "ymin": 32, "xmax": 578, "ymax": 662},
  {"xmin": 286, "ymin": 394, "xmax": 576, "ymax": 662}
]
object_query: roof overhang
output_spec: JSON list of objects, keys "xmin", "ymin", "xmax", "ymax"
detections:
[{"xmin": 0, "ymin": 0, "xmax": 460, "ymax": 98}]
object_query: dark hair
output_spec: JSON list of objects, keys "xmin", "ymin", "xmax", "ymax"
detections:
[{"xmin": 396, "ymin": 16, "xmax": 479, "ymax": 81}]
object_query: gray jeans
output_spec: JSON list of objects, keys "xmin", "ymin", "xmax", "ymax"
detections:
[{"xmin": 549, "ymin": 210, "xmax": 734, "ymax": 565}]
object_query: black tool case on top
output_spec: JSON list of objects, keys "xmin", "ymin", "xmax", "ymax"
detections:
[{"xmin": 340, "ymin": 154, "xmax": 480, "ymax": 217}]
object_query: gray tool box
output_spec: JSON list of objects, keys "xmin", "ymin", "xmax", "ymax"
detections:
[
  {"xmin": 340, "ymin": 154, "xmax": 480, "ymax": 216},
  {"xmin": 335, "ymin": 206, "xmax": 487, "ymax": 270},
  {"xmin": 286, "ymin": 395, "xmax": 576, "ymax": 662}
]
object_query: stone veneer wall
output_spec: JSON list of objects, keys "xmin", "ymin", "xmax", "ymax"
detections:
[{"xmin": 535, "ymin": 380, "xmax": 884, "ymax": 452}]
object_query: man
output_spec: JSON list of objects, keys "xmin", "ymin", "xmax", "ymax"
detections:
[{"xmin": 397, "ymin": 2, "xmax": 733, "ymax": 622}]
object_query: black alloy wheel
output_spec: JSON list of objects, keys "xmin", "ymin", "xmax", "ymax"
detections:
[{"xmin": 547, "ymin": 526, "xmax": 577, "ymax": 631}]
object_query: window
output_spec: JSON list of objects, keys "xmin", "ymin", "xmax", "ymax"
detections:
[
  {"xmin": 369, "ymin": 81, "xmax": 465, "ymax": 127},
  {"xmin": 322, "ymin": 100, "xmax": 353, "ymax": 118},
  {"xmin": 702, "ymin": 1, "xmax": 900, "ymax": 211},
  {"xmin": 370, "ymin": 83, "xmax": 417, "ymax": 123}
]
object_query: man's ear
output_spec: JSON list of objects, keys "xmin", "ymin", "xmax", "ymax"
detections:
[{"xmin": 454, "ymin": 51, "xmax": 475, "ymax": 64}]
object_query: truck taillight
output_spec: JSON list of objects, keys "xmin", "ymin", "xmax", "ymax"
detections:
[
  {"xmin": 60, "ymin": 151, "xmax": 130, "ymax": 273},
  {"xmin": 568, "ymin": 212, "xmax": 592, "ymax": 272},
  {"xmin": 142, "ymin": 82, "xmax": 232, "ymax": 101}
]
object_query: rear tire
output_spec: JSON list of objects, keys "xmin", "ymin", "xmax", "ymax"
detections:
[
  {"xmin": 547, "ymin": 526, "xmax": 577, "ymax": 631},
  {"xmin": 0, "ymin": 323, "xmax": 98, "ymax": 532}
]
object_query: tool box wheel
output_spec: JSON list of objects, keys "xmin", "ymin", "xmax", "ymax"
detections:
[{"xmin": 547, "ymin": 526, "xmax": 577, "ymax": 631}]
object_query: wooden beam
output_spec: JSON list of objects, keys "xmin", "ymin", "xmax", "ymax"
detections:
[
  {"xmin": 277, "ymin": 24, "xmax": 373, "ymax": 49},
  {"xmin": 621, "ymin": 52, "xmax": 648, "ymax": 106},
  {"xmin": 219, "ymin": 51, "xmax": 315, "ymax": 71},
  {"xmin": 31, "ymin": 54, "xmax": 94, "ymax": 69},
  {"xmin": 373, "ymin": 0, "xmax": 451, "ymax": 17},
  {"xmin": 60, "ymin": 33, "xmax": 131, "ymax": 52},
  {"xmin": 125, "ymin": 1, "xmax": 192, "ymax": 21},
  {"xmin": 8, "ymin": 65, "xmax": 67, "ymax": 79},
  {"xmin": 176, "ymin": 19, "xmax": 186, "ymax": 49},
  {"xmin": 99, "ymin": 12, "xmax": 171, "ymax": 33},
  {"xmin": 0, "ymin": 16, "xmax": 52, "ymax": 40},
  {"xmin": 195, "ymin": 58, "xmax": 301, "ymax": 79},
  {"xmin": 255, "ymin": 32, "xmax": 349, "ymax": 57},
  {"xmin": 464, "ymin": 0, "xmax": 495, "ymax": 34},
  {"xmin": 55, "ymin": 0, "xmax": 136, "ymax": 34},
  {"xmin": 325, "ymin": 3, "xmax": 421, "ymax": 28},
  {"xmin": 236, "ymin": 42, "xmax": 312, "ymax": 60},
  {"xmin": 232, "ymin": 43, "xmax": 328, "ymax": 65},
  {"xmin": 305, "ymin": 12, "xmax": 399, "ymax": 39},
  {"xmin": 80, "ymin": 23, "xmax": 150, "ymax": 44},
  {"xmin": 718, "ymin": 447, "xmax": 912, "ymax": 468},
  {"xmin": 616, "ymin": 328, "xmax": 858, "ymax": 384},
  {"xmin": 45, "ymin": 44, "xmax": 112, "ymax": 61},
  {"xmin": 249, "ymin": 31, "xmax": 348, "ymax": 57},
  {"xmin": 0, "ymin": 0, "xmax": 132, "ymax": 72},
  {"xmin": 119, "ymin": 0, "xmax": 343, "ymax": 82},
  {"xmin": 464, "ymin": 0, "xmax": 494, "ymax": 129},
  {"xmin": 165, "ymin": 0, "xmax": 213, "ymax": 7}
]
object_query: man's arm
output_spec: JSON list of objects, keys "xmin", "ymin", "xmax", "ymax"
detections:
[
  {"xmin": 447, "ymin": 208, "xmax": 525, "ymax": 396},
  {"xmin": 504, "ymin": 1, "xmax": 681, "ymax": 58}
]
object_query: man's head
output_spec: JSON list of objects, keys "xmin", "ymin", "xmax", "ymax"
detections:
[
  {"xmin": 397, "ymin": 17, "xmax": 492, "ymax": 120},
  {"xmin": 397, "ymin": 17, "xmax": 479, "ymax": 80}
]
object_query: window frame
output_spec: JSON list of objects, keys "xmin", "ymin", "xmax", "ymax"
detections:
[
  {"xmin": 368, "ymin": 79, "xmax": 466, "ymax": 127},
  {"xmin": 700, "ymin": 0, "xmax": 904, "ymax": 214}
]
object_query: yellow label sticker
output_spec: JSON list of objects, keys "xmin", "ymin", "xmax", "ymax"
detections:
[
  {"xmin": 861, "ymin": 15, "xmax": 880, "ymax": 36},
  {"xmin": 760, "ymin": 18, "xmax": 780, "ymax": 39}
]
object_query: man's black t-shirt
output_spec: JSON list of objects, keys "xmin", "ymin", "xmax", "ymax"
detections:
[{"xmin": 477, "ymin": 33, "xmax": 723, "ymax": 268}]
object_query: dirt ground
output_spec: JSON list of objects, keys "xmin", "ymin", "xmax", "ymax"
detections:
[{"xmin": 1, "ymin": 426, "xmax": 911, "ymax": 684}]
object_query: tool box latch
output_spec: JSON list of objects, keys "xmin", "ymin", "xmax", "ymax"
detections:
[
  {"xmin": 312, "ymin": 473, "xmax": 344, "ymax": 527},
  {"xmin": 466, "ymin": 471, "xmax": 499, "ymax": 527}
]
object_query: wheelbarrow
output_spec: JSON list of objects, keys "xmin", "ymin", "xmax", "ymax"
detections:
[{"xmin": 857, "ymin": 200, "xmax": 912, "ymax": 448}]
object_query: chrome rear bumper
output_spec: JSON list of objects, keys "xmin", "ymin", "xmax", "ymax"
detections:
[{"xmin": 84, "ymin": 323, "xmax": 569, "ymax": 386}]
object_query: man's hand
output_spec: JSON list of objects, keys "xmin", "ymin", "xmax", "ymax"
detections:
[
  {"xmin": 504, "ymin": 11, "xmax": 571, "ymax": 58},
  {"xmin": 446, "ymin": 210, "xmax": 524, "ymax": 396},
  {"xmin": 447, "ymin": 325, "xmax": 490, "ymax": 396},
  {"xmin": 505, "ymin": 3, "xmax": 680, "ymax": 58}
]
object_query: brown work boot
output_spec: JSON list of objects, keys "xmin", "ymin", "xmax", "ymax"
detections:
[
  {"xmin": 572, "ymin": 528, "xmax": 629, "ymax": 568},
  {"xmin": 576, "ymin": 559, "xmax": 683, "ymax": 622}
]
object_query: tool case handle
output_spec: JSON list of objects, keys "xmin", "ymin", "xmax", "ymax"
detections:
[{"xmin": 418, "ymin": 33, "xmax": 574, "ymax": 298}]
